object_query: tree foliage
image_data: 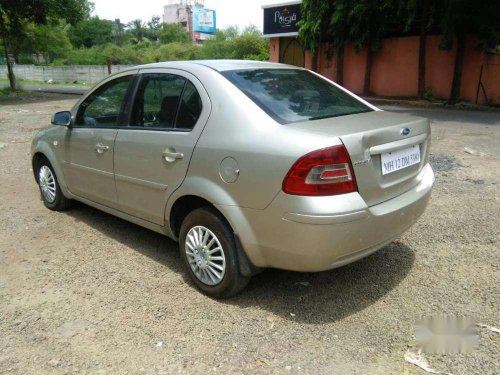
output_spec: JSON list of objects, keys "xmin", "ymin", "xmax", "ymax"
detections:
[
  {"xmin": 439, "ymin": 0, "xmax": 499, "ymax": 102},
  {"xmin": 298, "ymin": 0, "xmax": 333, "ymax": 53},
  {"xmin": 69, "ymin": 17, "xmax": 113, "ymax": 48},
  {"xmin": 147, "ymin": 16, "xmax": 162, "ymax": 34},
  {"xmin": 49, "ymin": 26, "xmax": 268, "ymax": 66},
  {"xmin": 0, "ymin": 0, "xmax": 91, "ymax": 25},
  {"xmin": 298, "ymin": 0, "xmax": 500, "ymax": 99},
  {"xmin": 128, "ymin": 19, "xmax": 146, "ymax": 43},
  {"xmin": 439, "ymin": 0, "xmax": 499, "ymax": 50},
  {"xmin": 197, "ymin": 26, "xmax": 269, "ymax": 60},
  {"xmin": 158, "ymin": 24, "xmax": 191, "ymax": 44},
  {"xmin": 0, "ymin": 4, "xmax": 269, "ymax": 72},
  {"xmin": 0, "ymin": 0, "xmax": 92, "ymax": 88},
  {"xmin": 111, "ymin": 19, "xmax": 126, "ymax": 46},
  {"xmin": 25, "ymin": 22, "xmax": 72, "ymax": 57}
]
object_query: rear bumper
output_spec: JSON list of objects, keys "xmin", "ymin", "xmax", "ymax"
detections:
[{"xmin": 219, "ymin": 163, "xmax": 434, "ymax": 272}]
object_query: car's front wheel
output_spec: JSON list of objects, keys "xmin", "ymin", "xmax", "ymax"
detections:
[
  {"xmin": 179, "ymin": 207, "xmax": 250, "ymax": 298},
  {"xmin": 36, "ymin": 159, "xmax": 71, "ymax": 211}
]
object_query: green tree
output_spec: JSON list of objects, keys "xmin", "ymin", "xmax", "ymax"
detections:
[
  {"xmin": 242, "ymin": 25, "xmax": 260, "ymax": 35},
  {"xmin": 111, "ymin": 19, "xmax": 126, "ymax": 46},
  {"xmin": 0, "ymin": 0, "xmax": 91, "ymax": 88},
  {"xmin": 197, "ymin": 26, "xmax": 268, "ymax": 60},
  {"xmin": 147, "ymin": 42, "xmax": 198, "ymax": 62},
  {"xmin": 298, "ymin": 0, "xmax": 332, "ymax": 71},
  {"xmin": 198, "ymin": 31, "xmax": 232, "ymax": 59},
  {"xmin": 2, "ymin": 20, "xmax": 71, "ymax": 64},
  {"xmin": 230, "ymin": 29, "xmax": 269, "ymax": 60},
  {"xmin": 399, "ymin": 0, "xmax": 437, "ymax": 98},
  {"xmin": 197, "ymin": 27, "xmax": 235, "ymax": 59},
  {"xmin": 69, "ymin": 17, "xmax": 113, "ymax": 48},
  {"xmin": 326, "ymin": 0, "xmax": 352, "ymax": 84},
  {"xmin": 25, "ymin": 22, "xmax": 72, "ymax": 62},
  {"xmin": 300, "ymin": 0, "xmax": 399, "ymax": 94},
  {"xmin": 128, "ymin": 19, "xmax": 146, "ymax": 43},
  {"xmin": 439, "ymin": 0, "xmax": 499, "ymax": 103},
  {"xmin": 221, "ymin": 25, "xmax": 239, "ymax": 39},
  {"xmin": 158, "ymin": 24, "xmax": 191, "ymax": 44},
  {"xmin": 348, "ymin": 0, "xmax": 397, "ymax": 95},
  {"xmin": 147, "ymin": 15, "xmax": 162, "ymax": 42}
]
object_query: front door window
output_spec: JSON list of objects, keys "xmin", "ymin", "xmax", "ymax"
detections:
[{"xmin": 75, "ymin": 76, "xmax": 132, "ymax": 127}]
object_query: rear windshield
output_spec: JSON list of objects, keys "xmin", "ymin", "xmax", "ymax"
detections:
[{"xmin": 221, "ymin": 69, "xmax": 372, "ymax": 124}]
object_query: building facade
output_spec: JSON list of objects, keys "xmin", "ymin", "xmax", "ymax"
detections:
[{"xmin": 163, "ymin": 0, "xmax": 216, "ymax": 43}]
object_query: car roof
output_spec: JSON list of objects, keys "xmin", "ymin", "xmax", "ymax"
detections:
[{"xmin": 134, "ymin": 59, "xmax": 300, "ymax": 72}]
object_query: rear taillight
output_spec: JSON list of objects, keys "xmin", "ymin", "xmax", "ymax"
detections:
[{"xmin": 282, "ymin": 145, "xmax": 358, "ymax": 196}]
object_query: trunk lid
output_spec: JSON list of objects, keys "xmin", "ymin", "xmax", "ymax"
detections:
[{"xmin": 288, "ymin": 110, "xmax": 431, "ymax": 206}]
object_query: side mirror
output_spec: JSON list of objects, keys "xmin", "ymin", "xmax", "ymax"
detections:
[{"xmin": 51, "ymin": 111, "xmax": 72, "ymax": 127}]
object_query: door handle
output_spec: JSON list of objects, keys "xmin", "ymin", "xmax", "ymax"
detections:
[
  {"xmin": 162, "ymin": 149, "xmax": 184, "ymax": 163},
  {"xmin": 95, "ymin": 143, "xmax": 109, "ymax": 154}
]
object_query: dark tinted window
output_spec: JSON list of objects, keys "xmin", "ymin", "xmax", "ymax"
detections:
[
  {"xmin": 176, "ymin": 81, "xmax": 202, "ymax": 130},
  {"xmin": 131, "ymin": 74, "xmax": 186, "ymax": 128},
  {"xmin": 76, "ymin": 75, "xmax": 132, "ymax": 127},
  {"xmin": 222, "ymin": 69, "xmax": 372, "ymax": 124}
]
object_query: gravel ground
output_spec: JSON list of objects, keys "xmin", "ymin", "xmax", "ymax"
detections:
[{"xmin": 0, "ymin": 93, "xmax": 499, "ymax": 374}]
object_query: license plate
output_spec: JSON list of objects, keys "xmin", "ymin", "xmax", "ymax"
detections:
[{"xmin": 381, "ymin": 145, "xmax": 421, "ymax": 175}]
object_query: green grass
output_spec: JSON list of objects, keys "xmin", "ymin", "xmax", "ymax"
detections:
[
  {"xmin": 0, "ymin": 87, "xmax": 30, "ymax": 101},
  {"xmin": 0, "ymin": 79, "xmax": 89, "ymax": 88},
  {"xmin": 0, "ymin": 87, "xmax": 28, "ymax": 94}
]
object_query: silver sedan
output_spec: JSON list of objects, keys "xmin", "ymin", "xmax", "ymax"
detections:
[{"xmin": 31, "ymin": 60, "xmax": 434, "ymax": 297}]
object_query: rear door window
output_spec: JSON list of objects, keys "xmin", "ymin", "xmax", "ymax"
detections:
[
  {"xmin": 131, "ymin": 73, "xmax": 186, "ymax": 129},
  {"xmin": 130, "ymin": 73, "xmax": 203, "ymax": 131},
  {"xmin": 176, "ymin": 81, "xmax": 203, "ymax": 130}
]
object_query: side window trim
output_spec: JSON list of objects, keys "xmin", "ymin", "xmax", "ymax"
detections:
[
  {"xmin": 119, "ymin": 74, "xmax": 141, "ymax": 126},
  {"xmin": 123, "ymin": 73, "xmax": 143, "ymax": 127},
  {"xmin": 173, "ymin": 80, "xmax": 188, "ymax": 129}
]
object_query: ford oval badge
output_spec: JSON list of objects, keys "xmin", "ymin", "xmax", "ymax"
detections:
[{"xmin": 401, "ymin": 127, "xmax": 410, "ymax": 136}]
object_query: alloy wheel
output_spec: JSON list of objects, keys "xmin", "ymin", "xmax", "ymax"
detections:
[
  {"xmin": 185, "ymin": 226, "xmax": 226, "ymax": 286},
  {"xmin": 39, "ymin": 165, "xmax": 56, "ymax": 203}
]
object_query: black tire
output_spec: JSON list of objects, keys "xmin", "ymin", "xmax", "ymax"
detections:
[
  {"xmin": 179, "ymin": 207, "xmax": 250, "ymax": 298},
  {"xmin": 36, "ymin": 158, "xmax": 72, "ymax": 211}
]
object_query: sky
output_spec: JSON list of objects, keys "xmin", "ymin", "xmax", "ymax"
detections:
[{"xmin": 90, "ymin": 0, "xmax": 279, "ymax": 30}]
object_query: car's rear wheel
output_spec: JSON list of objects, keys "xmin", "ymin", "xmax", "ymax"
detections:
[
  {"xmin": 179, "ymin": 207, "xmax": 250, "ymax": 298},
  {"xmin": 36, "ymin": 159, "xmax": 71, "ymax": 211}
]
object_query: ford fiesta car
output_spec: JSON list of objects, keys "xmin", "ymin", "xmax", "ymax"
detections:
[{"xmin": 31, "ymin": 60, "xmax": 434, "ymax": 298}]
